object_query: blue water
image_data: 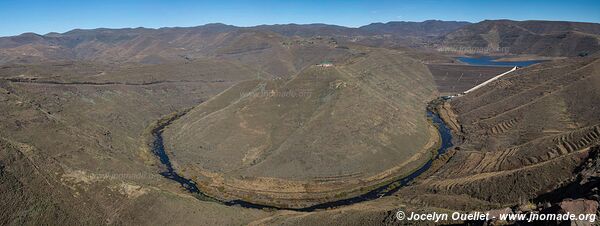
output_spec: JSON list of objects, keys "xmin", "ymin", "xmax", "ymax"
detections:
[
  {"xmin": 152, "ymin": 111, "xmax": 454, "ymax": 211},
  {"xmin": 457, "ymin": 56, "xmax": 544, "ymax": 67}
]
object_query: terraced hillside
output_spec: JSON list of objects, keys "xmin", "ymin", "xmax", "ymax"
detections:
[
  {"xmin": 397, "ymin": 57, "xmax": 600, "ymax": 210},
  {"xmin": 162, "ymin": 49, "xmax": 439, "ymax": 208}
]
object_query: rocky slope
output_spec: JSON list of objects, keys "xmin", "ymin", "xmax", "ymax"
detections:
[
  {"xmin": 440, "ymin": 20, "xmax": 600, "ymax": 56},
  {"xmin": 396, "ymin": 57, "xmax": 600, "ymax": 212}
]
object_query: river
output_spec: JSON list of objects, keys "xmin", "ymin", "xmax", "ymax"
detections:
[{"xmin": 151, "ymin": 110, "xmax": 453, "ymax": 211}]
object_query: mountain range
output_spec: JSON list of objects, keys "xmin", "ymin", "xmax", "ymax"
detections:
[{"xmin": 2, "ymin": 19, "xmax": 599, "ymax": 66}]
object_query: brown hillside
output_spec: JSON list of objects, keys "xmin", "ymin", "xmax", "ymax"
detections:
[
  {"xmin": 162, "ymin": 49, "xmax": 438, "ymax": 207},
  {"xmin": 441, "ymin": 20, "xmax": 600, "ymax": 56},
  {"xmin": 397, "ymin": 57, "xmax": 600, "ymax": 210}
]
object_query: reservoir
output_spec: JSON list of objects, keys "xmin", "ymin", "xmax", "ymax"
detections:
[{"xmin": 457, "ymin": 56, "xmax": 544, "ymax": 67}]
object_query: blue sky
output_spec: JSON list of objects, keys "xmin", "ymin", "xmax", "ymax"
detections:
[{"xmin": 1, "ymin": 0, "xmax": 599, "ymax": 37}]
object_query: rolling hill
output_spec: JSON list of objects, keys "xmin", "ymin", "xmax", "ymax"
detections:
[
  {"xmin": 0, "ymin": 21, "xmax": 472, "ymax": 66},
  {"xmin": 440, "ymin": 20, "xmax": 600, "ymax": 56},
  {"xmin": 162, "ymin": 48, "xmax": 438, "ymax": 207}
]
